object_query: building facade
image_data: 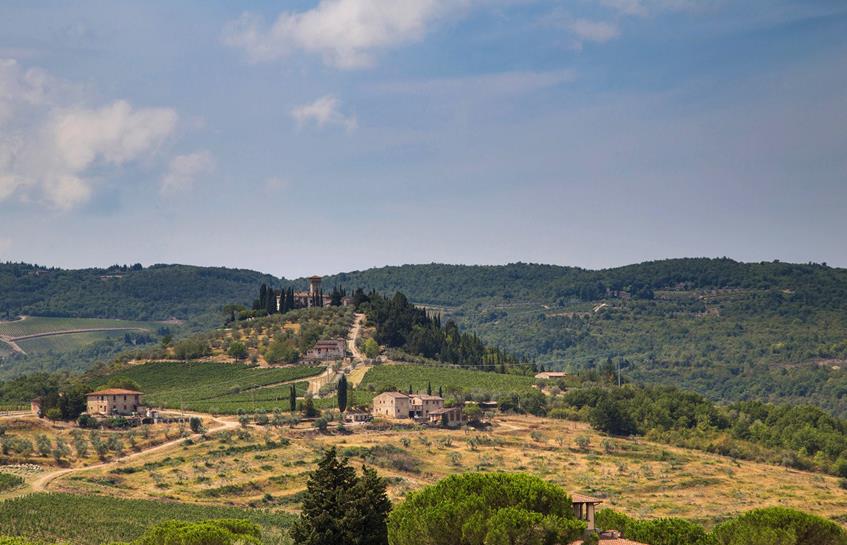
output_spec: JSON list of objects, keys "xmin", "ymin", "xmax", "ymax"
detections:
[
  {"xmin": 372, "ymin": 392, "xmax": 411, "ymax": 419},
  {"xmin": 305, "ymin": 339, "xmax": 346, "ymax": 360},
  {"xmin": 410, "ymin": 394, "xmax": 444, "ymax": 418},
  {"xmin": 86, "ymin": 388, "xmax": 144, "ymax": 416}
]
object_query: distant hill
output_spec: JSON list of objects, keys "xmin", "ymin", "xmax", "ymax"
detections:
[
  {"xmin": 4, "ymin": 258, "xmax": 847, "ymax": 414},
  {"xmin": 0, "ymin": 263, "xmax": 277, "ymax": 321}
]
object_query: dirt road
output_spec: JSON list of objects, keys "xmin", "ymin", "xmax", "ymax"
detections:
[
  {"xmin": 347, "ymin": 313, "xmax": 366, "ymax": 361},
  {"xmin": 29, "ymin": 414, "xmax": 238, "ymax": 493}
]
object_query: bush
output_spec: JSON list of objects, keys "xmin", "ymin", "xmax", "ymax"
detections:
[
  {"xmin": 0, "ymin": 473, "xmax": 24, "ymax": 492},
  {"xmin": 227, "ymin": 341, "xmax": 247, "ymax": 360},
  {"xmin": 712, "ymin": 507, "xmax": 847, "ymax": 545},
  {"xmin": 128, "ymin": 518, "xmax": 261, "ymax": 545},
  {"xmin": 78, "ymin": 414, "xmax": 98, "ymax": 429},
  {"xmin": 45, "ymin": 408, "xmax": 63, "ymax": 421},
  {"xmin": 389, "ymin": 473, "xmax": 585, "ymax": 545}
]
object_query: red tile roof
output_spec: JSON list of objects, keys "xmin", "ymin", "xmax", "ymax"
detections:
[
  {"xmin": 571, "ymin": 493, "xmax": 604, "ymax": 504},
  {"xmin": 86, "ymin": 388, "xmax": 142, "ymax": 396}
]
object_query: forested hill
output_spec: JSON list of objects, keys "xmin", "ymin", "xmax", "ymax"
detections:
[
  {"xmin": 321, "ymin": 258, "xmax": 847, "ymax": 308},
  {"xmin": 5, "ymin": 258, "xmax": 847, "ymax": 414},
  {"xmin": 0, "ymin": 263, "xmax": 276, "ymax": 321}
]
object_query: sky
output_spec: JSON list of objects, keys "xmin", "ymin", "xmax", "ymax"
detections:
[{"xmin": 0, "ymin": 0, "xmax": 846, "ymax": 278}]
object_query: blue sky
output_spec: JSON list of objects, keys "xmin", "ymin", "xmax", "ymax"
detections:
[{"xmin": 1, "ymin": 0, "xmax": 845, "ymax": 277}]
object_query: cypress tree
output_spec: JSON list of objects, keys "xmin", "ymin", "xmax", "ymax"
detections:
[
  {"xmin": 426, "ymin": 381, "xmax": 432, "ymax": 396},
  {"xmin": 266, "ymin": 289, "xmax": 276, "ymax": 315},
  {"xmin": 438, "ymin": 385, "xmax": 443, "ymax": 398},
  {"xmin": 338, "ymin": 375, "xmax": 348, "ymax": 413},
  {"xmin": 290, "ymin": 448, "xmax": 358, "ymax": 545},
  {"xmin": 408, "ymin": 384, "xmax": 413, "ymax": 395},
  {"xmin": 343, "ymin": 466, "xmax": 391, "ymax": 545},
  {"xmin": 290, "ymin": 384, "xmax": 297, "ymax": 413}
]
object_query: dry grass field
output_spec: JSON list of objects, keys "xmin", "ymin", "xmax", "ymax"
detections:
[{"xmin": 47, "ymin": 414, "xmax": 847, "ymax": 527}]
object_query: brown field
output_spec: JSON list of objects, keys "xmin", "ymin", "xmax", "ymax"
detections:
[{"xmin": 44, "ymin": 414, "xmax": 847, "ymax": 527}]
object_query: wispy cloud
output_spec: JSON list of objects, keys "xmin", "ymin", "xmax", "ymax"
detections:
[
  {"xmin": 222, "ymin": 0, "xmax": 469, "ymax": 69},
  {"xmin": 160, "ymin": 151, "xmax": 215, "ymax": 196},
  {"xmin": 0, "ymin": 59, "xmax": 178, "ymax": 210},
  {"xmin": 291, "ymin": 95, "xmax": 357, "ymax": 131}
]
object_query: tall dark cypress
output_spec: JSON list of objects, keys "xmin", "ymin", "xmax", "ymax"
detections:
[
  {"xmin": 337, "ymin": 375, "xmax": 348, "ymax": 413},
  {"xmin": 290, "ymin": 384, "xmax": 297, "ymax": 412}
]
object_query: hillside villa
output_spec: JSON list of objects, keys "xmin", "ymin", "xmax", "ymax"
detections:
[
  {"xmin": 86, "ymin": 388, "xmax": 144, "ymax": 416},
  {"xmin": 372, "ymin": 392, "xmax": 464, "ymax": 427},
  {"xmin": 305, "ymin": 338, "xmax": 346, "ymax": 360}
]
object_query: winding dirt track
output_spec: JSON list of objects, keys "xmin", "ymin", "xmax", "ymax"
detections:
[{"xmin": 28, "ymin": 414, "xmax": 238, "ymax": 494}]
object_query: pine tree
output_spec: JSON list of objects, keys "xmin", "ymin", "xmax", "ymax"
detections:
[
  {"xmin": 338, "ymin": 375, "xmax": 348, "ymax": 413},
  {"xmin": 343, "ymin": 466, "xmax": 391, "ymax": 545},
  {"xmin": 290, "ymin": 448, "xmax": 358, "ymax": 545}
]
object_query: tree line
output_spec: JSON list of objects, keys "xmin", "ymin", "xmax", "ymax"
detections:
[{"xmin": 357, "ymin": 291, "xmax": 534, "ymax": 374}]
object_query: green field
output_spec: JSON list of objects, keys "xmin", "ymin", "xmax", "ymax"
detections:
[
  {"xmin": 358, "ymin": 365, "xmax": 536, "ymax": 398},
  {"xmin": 107, "ymin": 361, "xmax": 324, "ymax": 414},
  {"xmin": 0, "ymin": 493, "xmax": 294, "ymax": 545},
  {"xmin": 0, "ymin": 316, "xmax": 159, "ymax": 337}
]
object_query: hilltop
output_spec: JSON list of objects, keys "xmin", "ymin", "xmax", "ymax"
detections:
[{"xmin": 3, "ymin": 258, "xmax": 847, "ymax": 413}]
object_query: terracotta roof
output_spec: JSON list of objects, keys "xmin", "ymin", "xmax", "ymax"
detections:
[
  {"xmin": 428, "ymin": 407, "xmax": 460, "ymax": 415},
  {"xmin": 412, "ymin": 394, "xmax": 443, "ymax": 401},
  {"xmin": 375, "ymin": 392, "xmax": 409, "ymax": 399},
  {"xmin": 86, "ymin": 388, "xmax": 142, "ymax": 396},
  {"xmin": 571, "ymin": 493, "xmax": 604, "ymax": 504}
]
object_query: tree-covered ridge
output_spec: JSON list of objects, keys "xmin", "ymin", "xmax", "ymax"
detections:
[
  {"xmin": 556, "ymin": 383, "xmax": 847, "ymax": 478},
  {"xmin": 321, "ymin": 258, "xmax": 847, "ymax": 308},
  {"xmin": 359, "ymin": 291, "xmax": 532, "ymax": 374},
  {"xmin": 0, "ymin": 262, "xmax": 275, "ymax": 321}
]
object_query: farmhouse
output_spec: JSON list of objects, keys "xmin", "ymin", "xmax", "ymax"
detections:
[
  {"xmin": 373, "ymin": 392, "xmax": 412, "ymax": 419},
  {"xmin": 427, "ymin": 407, "xmax": 463, "ymax": 427},
  {"xmin": 410, "ymin": 394, "xmax": 444, "ymax": 418},
  {"xmin": 305, "ymin": 339, "xmax": 346, "ymax": 360},
  {"xmin": 86, "ymin": 388, "xmax": 144, "ymax": 416}
]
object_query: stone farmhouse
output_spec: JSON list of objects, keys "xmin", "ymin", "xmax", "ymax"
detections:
[
  {"xmin": 372, "ymin": 392, "xmax": 464, "ymax": 427},
  {"xmin": 86, "ymin": 388, "xmax": 144, "ymax": 416}
]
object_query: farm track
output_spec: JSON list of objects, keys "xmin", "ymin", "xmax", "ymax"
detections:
[
  {"xmin": 29, "ymin": 413, "xmax": 238, "ymax": 495},
  {"xmin": 10, "ymin": 327, "xmax": 150, "ymax": 342}
]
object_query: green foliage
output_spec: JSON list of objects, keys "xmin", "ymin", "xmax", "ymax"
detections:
[
  {"xmin": 561, "ymin": 384, "xmax": 847, "ymax": 477},
  {"xmin": 124, "ymin": 519, "xmax": 261, "ymax": 545},
  {"xmin": 712, "ymin": 507, "xmax": 847, "ymax": 545},
  {"xmin": 0, "ymin": 493, "xmax": 293, "ymax": 545},
  {"xmin": 0, "ymin": 472, "xmax": 24, "ymax": 492},
  {"xmin": 361, "ymin": 292, "xmax": 530, "ymax": 374},
  {"xmin": 338, "ymin": 375, "xmax": 348, "ymax": 413},
  {"xmin": 362, "ymin": 338, "xmax": 380, "ymax": 359},
  {"xmin": 226, "ymin": 341, "xmax": 247, "ymax": 360},
  {"xmin": 102, "ymin": 361, "xmax": 321, "ymax": 414},
  {"xmin": 291, "ymin": 447, "xmax": 391, "ymax": 545},
  {"xmin": 388, "ymin": 473, "xmax": 585, "ymax": 545},
  {"xmin": 359, "ymin": 365, "xmax": 535, "ymax": 401}
]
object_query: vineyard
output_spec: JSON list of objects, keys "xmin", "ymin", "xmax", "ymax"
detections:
[
  {"xmin": 105, "ymin": 361, "xmax": 324, "ymax": 413},
  {"xmin": 0, "ymin": 317, "xmax": 159, "ymax": 338},
  {"xmin": 357, "ymin": 365, "xmax": 536, "ymax": 398},
  {"xmin": 0, "ymin": 493, "xmax": 293, "ymax": 545}
]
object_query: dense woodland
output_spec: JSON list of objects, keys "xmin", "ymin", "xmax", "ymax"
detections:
[{"xmin": 358, "ymin": 291, "xmax": 533, "ymax": 375}]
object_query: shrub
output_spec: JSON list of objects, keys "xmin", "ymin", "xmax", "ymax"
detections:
[
  {"xmin": 389, "ymin": 473, "xmax": 585, "ymax": 545},
  {"xmin": 712, "ymin": 507, "xmax": 847, "ymax": 545},
  {"xmin": 128, "ymin": 518, "xmax": 261, "ymax": 545}
]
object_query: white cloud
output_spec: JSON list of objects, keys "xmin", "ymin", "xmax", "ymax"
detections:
[
  {"xmin": 291, "ymin": 95, "xmax": 357, "ymax": 131},
  {"xmin": 223, "ymin": 0, "xmax": 468, "ymax": 69},
  {"xmin": 0, "ymin": 59, "xmax": 178, "ymax": 209},
  {"xmin": 566, "ymin": 18, "xmax": 620, "ymax": 46},
  {"xmin": 160, "ymin": 151, "xmax": 215, "ymax": 195}
]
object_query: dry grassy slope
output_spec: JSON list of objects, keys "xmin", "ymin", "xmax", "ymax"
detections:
[{"xmin": 48, "ymin": 415, "xmax": 847, "ymax": 526}]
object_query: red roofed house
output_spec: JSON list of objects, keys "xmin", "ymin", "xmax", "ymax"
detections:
[
  {"xmin": 86, "ymin": 388, "xmax": 144, "ymax": 416},
  {"xmin": 305, "ymin": 339, "xmax": 346, "ymax": 360}
]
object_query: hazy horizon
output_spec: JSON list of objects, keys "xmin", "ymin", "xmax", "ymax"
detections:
[{"xmin": 2, "ymin": 1, "xmax": 846, "ymax": 277}]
